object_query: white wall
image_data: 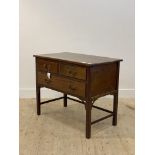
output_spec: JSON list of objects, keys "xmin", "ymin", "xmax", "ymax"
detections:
[{"xmin": 19, "ymin": 0, "xmax": 135, "ymax": 98}]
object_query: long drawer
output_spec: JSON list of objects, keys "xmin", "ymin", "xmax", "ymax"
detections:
[{"xmin": 37, "ymin": 71, "xmax": 86, "ymax": 97}]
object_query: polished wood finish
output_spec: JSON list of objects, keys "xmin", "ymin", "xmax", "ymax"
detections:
[
  {"xmin": 59, "ymin": 63, "xmax": 86, "ymax": 80},
  {"xmin": 34, "ymin": 52, "xmax": 122, "ymax": 138},
  {"xmin": 90, "ymin": 63, "xmax": 117, "ymax": 97},
  {"xmin": 37, "ymin": 72, "xmax": 86, "ymax": 98},
  {"xmin": 36, "ymin": 58, "xmax": 58, "ymax": 73},
  {"xmin": 34, "ymin": 52, "xmax": 122, "ymax": 66}
]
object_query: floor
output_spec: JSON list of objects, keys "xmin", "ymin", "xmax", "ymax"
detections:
[{"xmin": 19, "ymin": 97, "xmax": 135, "ymax": 155}]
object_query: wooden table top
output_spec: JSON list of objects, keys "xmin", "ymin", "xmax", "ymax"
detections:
[{"xmin": 34, "ymin": 52, "xmax": 122, "ymax": 66}]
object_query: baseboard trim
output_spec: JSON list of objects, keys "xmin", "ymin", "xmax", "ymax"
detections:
[{"xmin": 20, "ymin": 88, "xmax": 135, "ymax": 98}]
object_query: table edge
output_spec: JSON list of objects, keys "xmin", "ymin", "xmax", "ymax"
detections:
[{"xmin": 33, "ymin": 55, "xmax": 123, "ymax": 67}]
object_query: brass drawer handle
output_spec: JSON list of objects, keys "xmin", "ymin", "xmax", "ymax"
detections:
[{"xmin": 69, "ymin": 85, "xmax": 76, "ymax": 91}]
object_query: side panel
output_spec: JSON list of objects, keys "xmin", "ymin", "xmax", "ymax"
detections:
[{"xmin": 90, "ymin": 63, "xmax": 118, "ymax": 97}]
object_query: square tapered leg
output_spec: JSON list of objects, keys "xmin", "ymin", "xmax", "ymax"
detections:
[
  {"xmin": 85, "ymin": 101, "xmax": 92, "ymax": 138},
  {"xmin": 112, "ymin": 93, "xmax": 118, "ymax": 126},
  {"xmin": 64, "ymin": 94, "xmax": 67, "ymax": 107},
  {"xmin": 36, "ymin": 86, "xmax": 41, "ymax": 115}
]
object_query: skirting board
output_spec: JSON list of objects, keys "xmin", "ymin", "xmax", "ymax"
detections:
[{"xmin": 19, "ymin": 88, "xmax": 135, "ymax": 98}]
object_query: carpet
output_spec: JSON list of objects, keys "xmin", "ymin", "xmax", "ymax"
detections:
[{"xmin": 19, "ymin": 98, "xmax": 134, "ymax": 155}]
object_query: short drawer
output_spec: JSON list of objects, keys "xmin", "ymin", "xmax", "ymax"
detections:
[
  {"xmin": 36, "ymin": 58, "xmax": 58, "ymax": 73},
  {"xmin": 59, "ymin": 63, "xmax": 86, "ymax": 80},
  {"xmin": 37, "ymin": 72, "xmax": 85, "ymax": 97}
]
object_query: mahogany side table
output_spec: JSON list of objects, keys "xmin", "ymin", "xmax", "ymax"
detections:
[{"xmin": 34, "ymin": 52, "xmax": 123, "ymax": 138}]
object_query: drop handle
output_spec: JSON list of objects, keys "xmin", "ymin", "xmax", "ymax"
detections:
[{"xmin": 47, "ymin": 72, "xmax": 51, "ymax": 79}]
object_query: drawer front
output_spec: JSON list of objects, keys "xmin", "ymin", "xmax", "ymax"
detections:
[
  {"xmin": 37, "ymin": 72, "xmax": 85, "ymax": 97},
  {"xmin": 59, "ymin": 63, "xmax": 86, "ymax": 80},
  {"xmin": 36, "ymin": 58, "xmax": 58, "ymax": 73}
]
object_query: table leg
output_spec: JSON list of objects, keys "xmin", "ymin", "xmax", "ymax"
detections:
[
  {"xmin": 112, "ymin": 93, "xmax": 118, "ymax": 125},
  {"xmin": 85, "ymin": 101, "xmax": 92, "ymax": 138},
  {"xmin": 36, "ymin": 86, "xmax": 41, "ymax": 115},
  {"xmin": 64, "ymin": 94, "xmax": 67, "ymax": 107}
]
